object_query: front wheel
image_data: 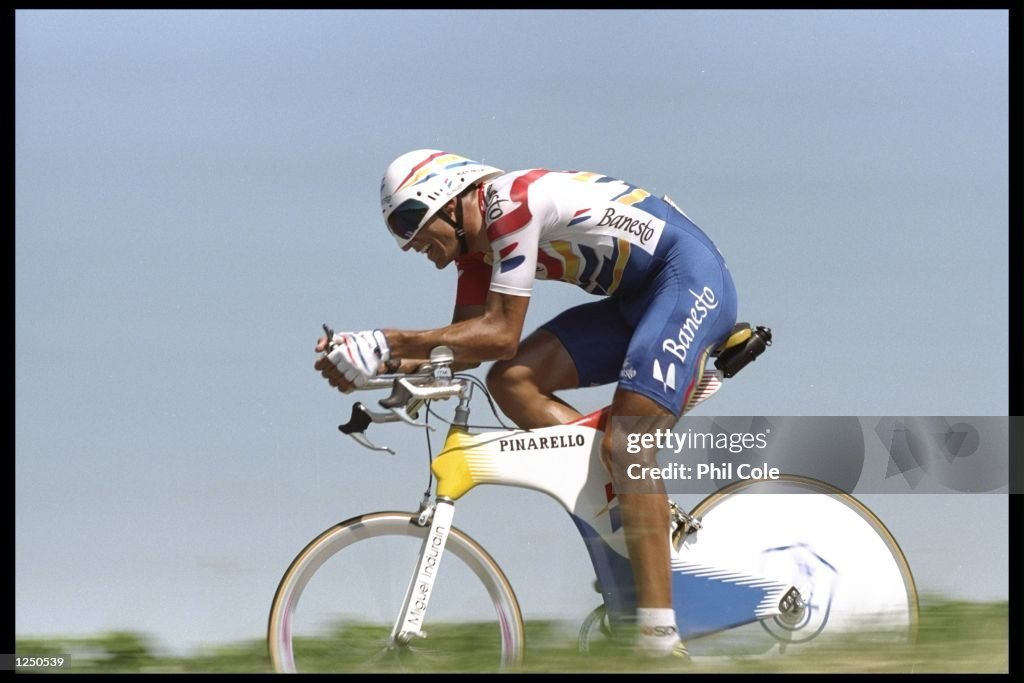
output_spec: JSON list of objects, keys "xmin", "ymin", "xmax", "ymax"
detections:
[{"xmin": 268, "ymin": 511, "xmax": 524, "ymax": 673}]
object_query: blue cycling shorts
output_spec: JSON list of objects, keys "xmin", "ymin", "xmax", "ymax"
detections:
[{"xmin": 540, "ymin": 226, "xmax": 737, "ymax": 417}]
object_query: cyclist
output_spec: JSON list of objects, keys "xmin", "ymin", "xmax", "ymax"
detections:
[{"xmin": 315, "ymin": 149, "xmax": 738, "ymax": 659}]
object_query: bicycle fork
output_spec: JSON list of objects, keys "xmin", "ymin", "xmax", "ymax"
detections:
[{"xmin": 389, "ymin": 498, "xmax": 457, "ymax": 646}]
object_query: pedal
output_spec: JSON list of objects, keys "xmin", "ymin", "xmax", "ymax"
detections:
[
  {"xmin": 669, "ymin": 501, "xmax": 701, "ymax": 550},
  {"xmin": 714, "ymin": 325, "xmax": 772, "ymax": 378}
]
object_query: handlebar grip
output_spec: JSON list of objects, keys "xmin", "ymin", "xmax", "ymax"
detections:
[
  {"xmin": 378, "ymin": 379, "xmax": 414, "ymax": 409},
  {"xmin": 338, "ymin": 402, "xmax": 373, "ymax": 434}
]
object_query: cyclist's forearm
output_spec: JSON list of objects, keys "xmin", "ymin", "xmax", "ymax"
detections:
[
  {"xmin": 385, "ymin": 321, "xmax": 516, "ymax": 364},
  {"xmin": 391, "ymin": 357, "xmax": 480, "ymax": 373},
  {"xmin": 384, "ymin": 293, "xmax": 528, "ymax": 364}
]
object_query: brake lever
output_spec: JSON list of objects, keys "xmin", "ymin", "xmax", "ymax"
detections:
[
  {"xmin": 338, "ymin": 402, "xmax": 397, "ymax": 454},
  {"xmin": 348, "ymin": 432, "xmax": 396, "ymax": 455}
]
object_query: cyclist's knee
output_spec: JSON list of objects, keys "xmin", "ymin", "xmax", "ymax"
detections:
[
  {"xmin": 486, "ymin": 360, "xmax": 529, "ymax": 398},
  {"xmin": 487, "ymin": 361, "xmax": 540, "ymax": 415},
  {"xmin": 600, "ymin": 424, "xmax": 659, "ymax": 478}
]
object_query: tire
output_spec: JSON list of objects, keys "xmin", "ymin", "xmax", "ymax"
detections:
[
  {"xmin": 268, "ymin": 511, "xmax": 524, "ymax": 673},
  {"xmin": 577, "ymin": 476, "xmax": 919, "ymax": 658},
  {"xmin": 577, "ymin": 604, "xmax": 612, "ymax": 653},
  {"xmin": 682, "ymin": 475, "xmax": 919, "ymax": 656}
]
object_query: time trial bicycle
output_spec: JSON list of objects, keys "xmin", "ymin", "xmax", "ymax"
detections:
[{"xmin": 267, "ymin": 327, "xmax": 917, "ymax": 672}]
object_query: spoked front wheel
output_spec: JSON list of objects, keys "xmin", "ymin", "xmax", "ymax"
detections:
[{"xmin": 268, "ymin": 511, "xmax": 524, "ymax": 673}]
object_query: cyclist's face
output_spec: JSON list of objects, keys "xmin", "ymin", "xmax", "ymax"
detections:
[{"xmin": 404, "ymin": 217, "xmax": 457, "ymax": 270}]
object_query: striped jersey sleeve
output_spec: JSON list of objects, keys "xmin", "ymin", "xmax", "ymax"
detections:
[{"xmin": 482, "ymin": 170, "xmax": 556, "ymax": 297}]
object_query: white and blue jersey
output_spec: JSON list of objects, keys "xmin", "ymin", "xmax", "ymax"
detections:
[{"xmin": 457, "ymin": 169, "xmax": 738, "ymax": 416}]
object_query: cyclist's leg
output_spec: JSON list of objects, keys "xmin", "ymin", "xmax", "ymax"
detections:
[
  {"xmin": 604, "ymin": 234, "xmax": 738, "ymax": 656},
  {"xmin": 487, "ymin": 297, "xmax": 631, "ymax": 429},
  {"xmin": 485, "ymin": 329, "xmax": 580, "ymax": 429},
  {"xmin": 601, "ymin": 388, "xmax": 681, "ymax": 656},
  {"xmin": 602, "ymin": 388, "xmax": 678, "ymax": 602}
]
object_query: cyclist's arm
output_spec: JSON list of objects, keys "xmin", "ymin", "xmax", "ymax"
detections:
[
  {"xmin": 387, "ymin": 249, "xmax": 490, "ymax": 373},
  {"xmin": 448, "ymin": 303, "xmax": 486, "ymax": 370},
  {"xmin": 383, "ymin": 291, "xmax": 529, "ymax": 364},
  {"xmin": 387, "ymin": 303, "xmax": 486, "ymax": 373}
]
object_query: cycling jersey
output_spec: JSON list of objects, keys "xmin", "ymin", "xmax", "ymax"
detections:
[{"xmin": 456, "ymin": 169, "xmax": 738, "ymax": 416}]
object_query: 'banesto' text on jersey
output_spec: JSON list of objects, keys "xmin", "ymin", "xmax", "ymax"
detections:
[{"xmin": 478, "ymin": 169, "xmax": 719, "ymax": 298}]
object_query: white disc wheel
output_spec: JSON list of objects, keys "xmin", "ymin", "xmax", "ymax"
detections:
[{"xmin": 680, "ymin": 475, "xmax": 918, "ymax": 656}]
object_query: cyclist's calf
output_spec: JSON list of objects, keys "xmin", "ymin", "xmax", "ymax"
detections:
[{"xmin": 599, "ymin": 402, "xmax": 678, "ymax": 488}]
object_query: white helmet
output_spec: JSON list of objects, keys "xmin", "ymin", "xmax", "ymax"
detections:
[{"xmin": 380, "ymin": 149, "xmax": 503, "ymax": 248}]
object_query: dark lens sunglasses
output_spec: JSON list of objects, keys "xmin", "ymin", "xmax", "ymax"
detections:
[{"xmin": 387, "ymin": 198, "xmax": 430, "ymax": 240}]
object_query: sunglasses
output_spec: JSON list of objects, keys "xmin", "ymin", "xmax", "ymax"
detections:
[{"xmin": 387, "ymin": 198, "xmax": 430, "ymax": 241}]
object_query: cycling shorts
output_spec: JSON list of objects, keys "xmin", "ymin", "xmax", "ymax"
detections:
[{"xmin": 540, "ymin": 226, "xmax": 737, "ymax": 417}]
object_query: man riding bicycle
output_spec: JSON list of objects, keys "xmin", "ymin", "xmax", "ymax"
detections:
[{"xmin": 315, "ymin": 149, "xmax": 738, "ymax": 658}]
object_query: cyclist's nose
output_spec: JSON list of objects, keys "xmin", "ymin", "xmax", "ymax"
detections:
[{"xmin": 404, "ymin": 236, "xmax": 426, "ymax": 253}]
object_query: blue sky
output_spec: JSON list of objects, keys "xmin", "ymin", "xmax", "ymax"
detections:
[{"xmin": 15, "ymin": 9, "xmax": 1008, "ymax": 654}]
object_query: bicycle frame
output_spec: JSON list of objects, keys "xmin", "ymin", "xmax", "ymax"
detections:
[
  {"xmin": 392, "ymin": 407, "xmax": 794, "ymax": 645},
  {"xmin": 275, "ymin": 342, "xmax": 916, "ymax": 670}
]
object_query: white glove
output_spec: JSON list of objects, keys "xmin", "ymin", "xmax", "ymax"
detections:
[{"xmin": 325, "ymin": 329, "xmax": 390, "ymax": 387}]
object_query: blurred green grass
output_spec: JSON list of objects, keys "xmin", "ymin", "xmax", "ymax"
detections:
[{"xmin": 14, "ymin": 598, "xmax": 1009, "ymax": 673}]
